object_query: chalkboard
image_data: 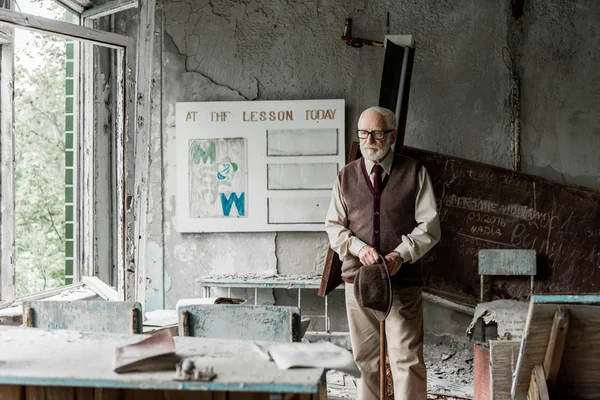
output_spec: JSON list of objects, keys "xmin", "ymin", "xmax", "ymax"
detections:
[{"xmin": 403, "ymin": 147, "xmax": 600, "ymax": 304}]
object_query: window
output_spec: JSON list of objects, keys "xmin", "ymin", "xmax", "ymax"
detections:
[
  {"xmin": 13, "ymin": 0, "xmax": 76, "ymax": 296},
  {"xmin": 0, "ymin": 2, "xmax": 129, "ymax": 301}
]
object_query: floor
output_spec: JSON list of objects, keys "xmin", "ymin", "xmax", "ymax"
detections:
[{"xmin": 325, "ymin": 334, "xmax": 474, "ymax": 400}]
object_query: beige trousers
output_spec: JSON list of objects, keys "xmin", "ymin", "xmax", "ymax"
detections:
[{"xmin": 345, "ymin": 283, "xmax": 426, "ymax": 400}]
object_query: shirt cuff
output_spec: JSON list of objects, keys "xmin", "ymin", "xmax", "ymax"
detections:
[
  {"xmin": 393, "ymin": 244, "xmax": 412, "ymax": 264},
  {"xmin": 349, "ymin": 237, "xmax": 368, "ymax": 258}
]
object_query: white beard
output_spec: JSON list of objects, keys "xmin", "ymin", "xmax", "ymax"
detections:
[{"xmin": 360, "ymin": 136, "xmax": 392, "ymax": 162}]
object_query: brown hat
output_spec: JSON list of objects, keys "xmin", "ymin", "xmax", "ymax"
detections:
[{"xmin": 353, "ymin": 257, "xmax": 392, "ymax": 321}]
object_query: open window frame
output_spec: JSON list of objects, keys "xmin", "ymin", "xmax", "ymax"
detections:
[{"xmin": 0, "ymin": 5, "xmax": 131, "ymax": 302}]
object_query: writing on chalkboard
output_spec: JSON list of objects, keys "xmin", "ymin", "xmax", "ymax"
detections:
[{"xmin": 403, "ymin": 147, "xmax": 600, "ymax": 303}]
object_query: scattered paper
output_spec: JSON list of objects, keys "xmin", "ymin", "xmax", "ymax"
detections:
[
  {"xmin": 466, "ymin": 300, "xmax": 530, "ymax": 340},
  {"xmin": 266, "ymin": 341, "xmax": 360, "ymax": 378}
]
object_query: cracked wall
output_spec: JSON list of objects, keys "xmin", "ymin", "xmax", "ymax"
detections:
[{"xmin": 116, "ymin": 0, "xmax": 600, "ymax": 333}]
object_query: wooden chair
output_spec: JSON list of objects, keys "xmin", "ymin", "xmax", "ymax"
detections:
[
  {"xmin": 22, "ymin": 300, "xmax": 143, "ymax": 334},
  {"xmin": 478, "ymin": 249, "xmax": 537, "ymax": 303},
  {"xmin": 178, "ymin": 304, "xmax": 301, "ymax": 342}
]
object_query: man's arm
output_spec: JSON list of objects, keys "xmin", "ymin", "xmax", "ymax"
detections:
[
  {"xmin": 325, "ymin": 176, "xmax": 371, "ymax": 261},
  {"xmin": 393, "ymin": 166, "xmax": 441, "ymax": 263}
]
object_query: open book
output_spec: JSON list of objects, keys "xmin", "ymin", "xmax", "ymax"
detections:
[{"xmin": 114, "ymin": 330, "xmax": 181, "ymax": 373}]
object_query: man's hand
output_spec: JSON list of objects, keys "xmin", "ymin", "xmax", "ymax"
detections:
[
  {"xmin": 385, "ymin": 252, "xmax": 404, "ymax": 276},
  {"xmin": 358, "ymin": 245, "xmax": 380, "ymax": 266}
]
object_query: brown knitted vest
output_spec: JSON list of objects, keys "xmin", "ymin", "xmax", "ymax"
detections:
[{"xmin": 339, "ymin": 154, "xmax": 422, "ymax": 285}]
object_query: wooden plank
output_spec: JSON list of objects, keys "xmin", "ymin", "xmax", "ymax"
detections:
[
  {"xmin": 14, "ymin": 283, "xmax": 84, "ymax": 303},
  {"xmin": 163, "ymin": 390, "xmax": 213, "ymax": 400},
  {"xmin": 542, "ymin": 310, "xmax": 569, "ymax": 389},
  {"xmin": 82, "ymin": 276, "xmax": 119, "ymax": 301},
  {"xmin": 490, "ymin": 340, "xmax": 521, "ymax": 400},
  {"xmin": 1, "ymin": 25, "xmax": 15, "ymax": 301},
  {"xmin": 0, "ymin": 385, "xmax": 24, "ymax": 400},
  {"xmin": 22, "ymin": 300, "xmax": 143, "ymax": 334},
  {"xmin": 178, "ymin": 304, "xmax": 301, "ymax": 342},
  {"xmin": 44, "ymin": 386, "xmax": 77, "ymax": 400},
  {"xmin": 74, "ymin": 387, "xmax": 94, "ymax": 399},
  {"xmin": 318, "ymin": 141, "xmax": 360, "ymax": 297},
  {"xmin": 527, "ymin": 365, "xmax": 549, "ymax": 400},
  {"xmin": 132, "ymin": 0, "xmax": 156, "ymax": 309},
  {"xmin": 0, "ymin": 9, "xmax": 127, "ymax": 49},
  {"xmin": 512, "ymin": 297, "xmax": 600, "ymax": 399},
  {"xmin": 93, "ymin": 388, "xmax": 121, "ymax": 400},
  {"xmin": 81, "ymin": 25, "xmax": 95, "ymax": 281},
  {"xmin": 533, "ymin": 295, "xmax": 600, "ymax": 304},
  {"xmin": 81, "ymin": 0, "xmax": 138, "ymax": 20},
  {"xmin": 0, "ymin": 326, "xmax": 323, "ymax": 393},
  {"xmin": 478, "ymin": 249, "xmax": 536, "ymax": 276},
  {"xmin": 403, "ymin": 146, "xmax": 600, "ymax": 303},
  {"xmin": 52, "ymin": 0, "xmax": 86, "ymax": 14},
  {"xmin": 115, "ymin": 45, "xmax": 127, "ymax": 300},
  {"xmin": 422, "ymin": 290, "xmax": 475, "ymax": 315}
]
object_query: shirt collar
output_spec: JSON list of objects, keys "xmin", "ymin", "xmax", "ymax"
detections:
[{"xmin": 364, "ymin": 150, "xmax": 394, "ymax": 175}]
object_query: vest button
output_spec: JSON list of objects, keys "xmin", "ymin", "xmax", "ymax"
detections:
[
  {"xmin": 375, "ymin": 195, "xmax": 380, "ymax": 199},
  {"xmin": 374, "ymin": 211, "xmax": 380, "ymax": 216},
  {"xmin": 374, "ymin": 230, "xmax": 379, "ymax": 234}
]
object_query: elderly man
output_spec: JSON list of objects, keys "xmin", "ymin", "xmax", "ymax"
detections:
[{"xmin": 325, "ymin": 106, "xmax": 441, "ymax": 400}]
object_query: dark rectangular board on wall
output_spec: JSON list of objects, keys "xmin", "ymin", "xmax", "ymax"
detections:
[{"xmin": 403, "ymin": 147, "xmax": 600, "ymax": 304}]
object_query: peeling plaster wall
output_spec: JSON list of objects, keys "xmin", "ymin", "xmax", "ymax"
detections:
[
  {"xmin": 510, "ymin": 0, "xmax": 600, "ymax": 190},
  {"xmin": 115, "ymin": 0, "xmax": 600, "ymax": 333},
  {"xmin": 153, "ymin": 0, "xmax": 509, "ymax": 325}
]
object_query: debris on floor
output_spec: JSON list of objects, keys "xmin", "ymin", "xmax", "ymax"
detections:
[{"xmin": 326, "ymin": 334, "xmax": 473, "ymax": 400}]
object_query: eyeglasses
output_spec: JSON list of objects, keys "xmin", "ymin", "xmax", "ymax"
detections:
[{"xmin": 356, "ymin": 129, "xmax": 394, "ymax": 140}]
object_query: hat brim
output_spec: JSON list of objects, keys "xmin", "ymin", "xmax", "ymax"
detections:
[{"xmin": 372, "ymin": 262, "xmax": 393, "ymax": 321}]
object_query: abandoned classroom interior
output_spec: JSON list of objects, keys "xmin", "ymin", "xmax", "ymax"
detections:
[{"xmin": 0, "ymin": 0, "xmax": 599, "ymax": 399}]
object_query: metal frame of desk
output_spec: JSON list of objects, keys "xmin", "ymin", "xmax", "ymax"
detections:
[{"xmin": 199, "ymin": 277, "xmax": 344, "ymax": 333}]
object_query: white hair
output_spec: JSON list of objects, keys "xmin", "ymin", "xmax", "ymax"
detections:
[{"xmin": 357, "ymin": 106, "xmax": 397, "ymax": 131}]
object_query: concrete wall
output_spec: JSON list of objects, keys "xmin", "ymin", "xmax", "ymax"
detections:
[{"xmin": 115, "ymin": 0, "xmax": 600, "ymax": 332}]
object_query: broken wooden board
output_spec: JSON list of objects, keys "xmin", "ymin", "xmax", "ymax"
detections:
[
  {"xmin": 22, "ymin": 300, "xmax": 143, "ymax": 334},
  {"xmin": 490, "ymin": 340, "xmax": 520, "ymax": 400},
  {"xmin": 0, "ymin": 326, "xmax": 324, "ymax": 394},
  {"xmin": 403, "ymin": 146, "xmax": 600, "ymax": 304},
  {"xmin": 511, "ymin": 295, "xmax": 600, "ymax": 399},
  {"xmin": 178, "ymin": 304, "xmax": 301, "ymax": 342}
]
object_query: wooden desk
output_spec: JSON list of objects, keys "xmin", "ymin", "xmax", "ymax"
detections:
[
  {"xmin": 0, "ymin": 326, "xmax": 326, "ymax": 399},
  {"xmin": 199, "ymin": 275, "xmax": 344, "ymax": 333}
]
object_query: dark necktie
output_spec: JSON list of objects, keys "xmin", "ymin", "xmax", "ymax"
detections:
[{"xmin": 373, "ymin": 164, "xmax": 382, "ymax": 194}]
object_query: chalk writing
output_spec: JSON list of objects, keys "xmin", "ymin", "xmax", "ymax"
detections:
[
  {"xmin": 445, "ymin": 194, "xmax": 561, "ymax": 227},
  {"xmin": 585, "ymin": 228, "xmax": 600, "ymax": 238},
  {"xmin": 467, "ymin": 212, "xmax": 509, "ymax": 228},
  {"xmin": 403, "ymin": 146, "xmax": 600, "ymax": 301},
  {"xmin": 469, "ymin": 225, "xmax": 502, "ymax": 237}
]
